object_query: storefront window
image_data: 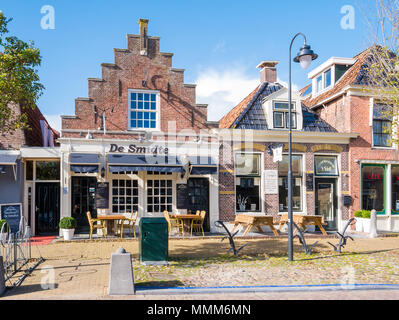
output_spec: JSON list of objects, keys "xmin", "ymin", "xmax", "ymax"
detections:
[
  {"xmin": 147, "ymin": 179, "xmax": 173, "ymax": 213},
  {"xmin": 392, "ymin": 166, "xmax": 399, "ymax": 212},
  {"xmin": 36, "ymin": 161, "xmax": 60, "ymax": 181},
  {"xmin": 26, "ymin": 161, "xmax": 33, "ymax": 180},
  {"xmin": 235, "ymin": 153, "xmax": 261, "ymax": 212},
  {"xmin": 278, "ymin": 155, "xmax": 303, "ymax": 212},
  {"xmin": 112, "ymin": 179, "xmax": 139, "ymax": 213},
  {"xmin": 362, "ymin": 165, "xmax": 385, "ymax": 212}
]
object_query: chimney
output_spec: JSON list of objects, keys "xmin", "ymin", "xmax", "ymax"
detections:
[
  {"xmin": 257, "ymin": 61, "xmax": 279, "ymax": 83},
  {"xmin": 139, "ymin": 18, "xmax": 149, "ymax": 56}
]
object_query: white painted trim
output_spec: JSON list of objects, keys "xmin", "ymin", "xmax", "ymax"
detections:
[
  {"xmin": 127, "ymin": 89, "xmax": 161, "ymax": 132},
  {"xmin": 308, "ymin": 57, "xmax": 357, "ymax": 79}
]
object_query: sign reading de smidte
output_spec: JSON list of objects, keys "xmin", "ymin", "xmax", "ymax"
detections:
[{"xmin": 109, "ymin": 144, "xmax": 169, "ymax": 155}]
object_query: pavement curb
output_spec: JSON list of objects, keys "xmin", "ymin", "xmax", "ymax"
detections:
[{"xmin": 135, "ymin": 284, "xmax": 399, "ymax": 295}]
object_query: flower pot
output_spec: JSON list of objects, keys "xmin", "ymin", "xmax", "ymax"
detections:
[
  {"xmin": 239, "ymin": 205, "xmax": 246, "ymax": 212},
  {"xmin": 250, "ymin": 204, "xmax": 257, "ymax": 211},
  {"xmin": 62, "ymin": 228, "xmax": 75, "ymax": 241},
  {"xmin": 355, "ymin": 218, "xmax": 363, "ymax": 232}
]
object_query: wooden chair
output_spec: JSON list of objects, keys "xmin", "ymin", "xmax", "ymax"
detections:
[
  {"xmin": 163, "ymin": 211, "xmax": 184, "ymax": 238},
  {"xmin": 190, "ymin": 210, "xmax": 206, "ymax": 236},
  {"xmin": 86, "ymin": 211, "xmax": 106, "ymax": 239},
  {"xmin": 117, "ymin": 211, "xmax": 138, "ymax": 238}
]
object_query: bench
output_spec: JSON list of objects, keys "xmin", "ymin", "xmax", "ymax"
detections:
[{"xmin": 230, "ymin": 214, "xmax": 279, "ymax": 237}]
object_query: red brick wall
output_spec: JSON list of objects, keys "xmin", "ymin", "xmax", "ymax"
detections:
[{"xmin": 62, "ymin": 34, "xmax": 210, "ymax": 138}]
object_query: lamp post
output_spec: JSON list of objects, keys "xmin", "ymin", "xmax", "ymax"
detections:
[{"xmin": 288, "ymin": 33, "xmax": 318, "ymax": 261}]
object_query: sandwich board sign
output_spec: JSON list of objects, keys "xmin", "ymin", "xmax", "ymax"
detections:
[{"xmin": 1, "ymin": 203, "xmax": 22, "ymax": 234}]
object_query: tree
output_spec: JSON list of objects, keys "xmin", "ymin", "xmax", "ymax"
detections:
[
  {"xmin": 0, "ymin": 12, "xmax": 44, "ymax": 134},
  {"xmin": 361, "ymin": 0, "xmax": 399, "ymax": 145}
]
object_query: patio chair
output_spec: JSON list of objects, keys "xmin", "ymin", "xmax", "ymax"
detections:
[
  {"xmin": 163, "ymin": 211, "xmax": 184, "ymax": 238},
  {"xmin": 86, "ymin": 211, "xmax": 106, "ymax": 239},
  {"xmin": 190, "ymin": 210, "xmax": 206, "ymax": 237},
  {"xmin": 116, "ymin": 211, "xmax": 138, "ymax": 238}
]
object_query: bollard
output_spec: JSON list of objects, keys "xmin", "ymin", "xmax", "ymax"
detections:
[
  {"xmin": 108, "ymin": 248, "xmax": 135, "ymax": 295},
  {"xmin": 369, "ymin": 209, "xmax": 378, "ymax": 238},
  {"xmin": 0, "ymin": 256, "xmax": 5, "ymax": 296}
]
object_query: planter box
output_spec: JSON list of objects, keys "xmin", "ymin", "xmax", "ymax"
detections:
[
  {"xmin": 355, "ymin": 218, "xmax": 363, "ymax": 232},
  {"xmin": 363, "ymin": 219, "xmax": 370, "ymax": 233},
  {"xmin": 61, "ymin": 229, "xmax": 75, "ymax": 241}
]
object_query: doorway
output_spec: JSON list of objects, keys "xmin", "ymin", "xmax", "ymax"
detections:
[
  {"xmin": 35, "ymin": 182, "xmax": 60, "ymax": 235},
  {"xmin": 71, "ymin": 177, "xmax": 98, "ymax": 233},
  {"xmin": 315, "ymin": 178, "xmax": 337, "ymax": 231},
  {"xmin": 187, "ymin": 178, "xmax": 210, "ymax": 232}
]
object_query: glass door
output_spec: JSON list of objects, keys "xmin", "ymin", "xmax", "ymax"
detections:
[
  {"xmin": 35, "ymin": 182, "xmax": 60, "ymax": 235},
  {"xmin": 315, "ymin": 179, "xmax": 337, "ymax": 231},
  {"xmin": 71, "ymin": 177, "xmax": 97, "ymax": 233}
]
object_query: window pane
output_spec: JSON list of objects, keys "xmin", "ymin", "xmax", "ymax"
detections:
[
  {"xmin": 235, "ymin": 154, "xmax": 260, "ymax": 176},
  {"xmin": 236, "ymin": 178, "xmax": 260, "ymax": 212},
  {"xmin": 131, "ymin": 93, "xmax": 137, "ymax": 101},
  {"xmin": 274, "ymin": 112, "xmax": 284, "ymax": 128},
  {"xmin": 278, "ymin": 177, "xmax": 302, "ymax": 212},
  {"xmin": 325, "ymin": 69, "xmax": 331, "ymax": 87},
  {"xmin": 314, "ymin": 156, "xmax": 338, "ymax": 176},
  {"xmin": 278, "ymin": 155, "xmax": 302, "ymax": 176},
  {"xmin": 392, "ymin": 167, "xmax": 399, "ymax": 212},
  {"xmin": 362, "ymin": 166, "xmax": 384, "ymax": 211},
  {"xmin": 316, "ymin": 75, "xmax": 323, "ymax": 92},
  {"xmin": 26, "ymin": 161, "xmax": 33, "ymax": 180},
  {"xmin": 36, "ymin": 161, "xmax": 60, "ymax": 180},
  {"xmin": 285, "ymin": 112, "xmax": 296, "ymax": 129},
  {"xmin": 131, "ymin": 101, "xmax": 137, "ymax": 109}
]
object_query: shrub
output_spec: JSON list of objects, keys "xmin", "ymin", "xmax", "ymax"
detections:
[
  {"xmin": 362, "ymin": 210, "xmax": 371, "ymax": 219},
  {"xmin": 0, "ymin": 219, "xmax": 9, "ymax": 233},
  {"xmin": 59, "ymin": 217, "xmax": 77, "ymax": 229},
  {"xmin": 354, "ymin": 210, "xmax": 364, "ymax": 218}
]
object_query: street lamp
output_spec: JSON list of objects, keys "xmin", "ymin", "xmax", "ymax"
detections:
[{"xmin": 288, "ymin": 33, "xmax": 318, "ymax": 261}]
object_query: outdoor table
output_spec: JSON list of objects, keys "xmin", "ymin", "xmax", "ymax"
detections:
[
  {"xmin": 230, "ymin": 214, "xmax": 279, "ymax": 237},
  {"xmin": 97, "ymin": 215, "xmax": 126, "ymax": 238},
  {"xmin": 170, "ymin": 214, "xmax": 199, "ymax": 236},
  {"xmin": 277, "ymin": 214, "xmax": 328, "ymax": 236}
]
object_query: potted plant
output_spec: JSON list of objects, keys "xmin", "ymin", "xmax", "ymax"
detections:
[
  {"xmin": 237, "ymin": 195, "xmax": 248, "ymax": 212},
  {"xmin": 59, "ymin": 217, "xmax": 77, "ymax": 241},
  {"xmin": 0, "ymin": 219, "xmax": 9, "ymax": 242}
]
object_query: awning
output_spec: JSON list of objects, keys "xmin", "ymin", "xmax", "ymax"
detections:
[
  {"xmin": 107, "ymin": 154, "xmax": 184, "ymax": 173},
  {"xmin": 189, "ymin": 156, "xmax": 217, "ymax": 175},
  {"xmin": 70, "ymin": 153, "xmax": 99, "ymax": 173},
  {"xmin": 0, "ymin": 153, "xmax": 18, "ymax": 180}
]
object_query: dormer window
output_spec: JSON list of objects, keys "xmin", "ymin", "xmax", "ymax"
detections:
[
  {"xmin": 273, "ymin": 101, "xmax": 296, "ymax": 129},
  {"xmin": 315, "ymin": 68, "xmax": 332, "ymax": 94}
]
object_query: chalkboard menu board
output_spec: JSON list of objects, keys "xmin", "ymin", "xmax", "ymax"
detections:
[
  {"xmin": 1, "ymin": 203, "xmax": 22, "ymax": 234},
  {"xmin": 306, "ymin": 173, "xmax": 314, "ymax": 191},
  {"xmin": 176, "ymin": 184, "xmax": 188, "ymax": 209},
  {"xmin": 96, "ymin": 182, "xmax": 109, "ymax": 209}
]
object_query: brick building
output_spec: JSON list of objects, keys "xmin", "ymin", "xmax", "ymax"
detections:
[
  {"xmin": 0, "ymin": 101, "xmax": 59, "ymax": 232},
  {"xmin": 302, "ymin": 47, "xmax": 399, "ymax": 232},
  {"xmin": 217, "ymin": 61, "xmax": 356, "ymax": 231}
]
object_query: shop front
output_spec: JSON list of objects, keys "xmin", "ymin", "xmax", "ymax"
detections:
[{"xmin": 58, "ymin": 138, "xmax": 219, "ymax": 235}]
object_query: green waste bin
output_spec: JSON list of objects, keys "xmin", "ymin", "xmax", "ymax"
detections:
[{"xmin": 139, "ymin": 217, "xmax": 169, "ymax": 265}]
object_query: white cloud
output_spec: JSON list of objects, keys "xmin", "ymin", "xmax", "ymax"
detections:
[
  {"xmin": 44, "ymin": 114, "xmax": 62, "ymax": 133},
  {"xmin": 195, "ymin": 68, "xmax": 259, "ymax": 122}
]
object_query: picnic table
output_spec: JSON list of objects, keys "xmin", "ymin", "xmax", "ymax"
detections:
[
  {"xmin": 277, "ymin": 214, "xmax": 328, "ymax": 236},
  {"xmin": 170, "ymin": 214, "xmax": 200, "ymax": 235},
  {"xmin": 230, "ymin": 214, "xmax": 279, "ymax": 237}
]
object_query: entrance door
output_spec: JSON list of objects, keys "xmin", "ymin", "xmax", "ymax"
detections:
[
  {"xmin": 35, "ymin": 183, "xmax": 60, "ymax": 235},
  {"xmin": 315, "ymin": 179, "xmax": 337, "ymax": 231},
  {"xmin": 71, "ymin": 177, "xmax": 97, "ymax": 233},
  {"xmin": 187, "ymin": 178, "xmax": 210, "ymax": 232}
]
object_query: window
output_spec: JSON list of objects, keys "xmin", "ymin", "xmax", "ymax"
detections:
[
  {"xmin": 147, "ymin": 179, "xmax": 173, "ymax": 213},
  {"xmin": 324, "ymin": 69, "xmax": 331, "ymax": 88},
  {"xmin": 128, "ymin": 90, "xmax": 159, "ymax": 130},
  {"xmin": 373, "ymin": 104, "xmax": 392, "ymax": 147},
  {"xmin": 235, "ymin": 153, "xmax": 261, "ymax": 212},
  {"xmin": 362, "ymin": 165, "xmax": 385, "ymax": 212},
  {"xmin": 314, "ymin": 156, "xmax": 338, "ymax": 176},
  {"xmin": 392, "ymin": 166, "xmax": 399, "ymax": 212},
  {"xmin": 278, "ymin": 155, "xmax": 303, "ymax": 212},
  {"xmin": 272, "ymin": 101, "xmax": 296, "ymax": 129},
  {"xmin": 112, "ymin": 179, "xmax": 139, "ymax": 213},
  {"xmin": 316, "ymin": 75, "xmax": 323, "ymax": 93},
  {"xmin": 36, "ymin": 161, "xmax": 60, "ymax": 181}
]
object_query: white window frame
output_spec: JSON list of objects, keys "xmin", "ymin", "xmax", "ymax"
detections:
[
  {"xmin": 127, "ymin": 89, "xmax": 161, "ymax": 131},
  {"xmin": 272, "ymin": 101, "xmax": 297, "ymax": 130},
  {"xmin": 372, "ymin": 102, "xmax": 395, "ymax": 150}
]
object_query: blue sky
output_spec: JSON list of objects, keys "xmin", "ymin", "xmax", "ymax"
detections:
[{"xmin": 0, "ymin": 0, "xmax": 376, "ymax": 130}]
